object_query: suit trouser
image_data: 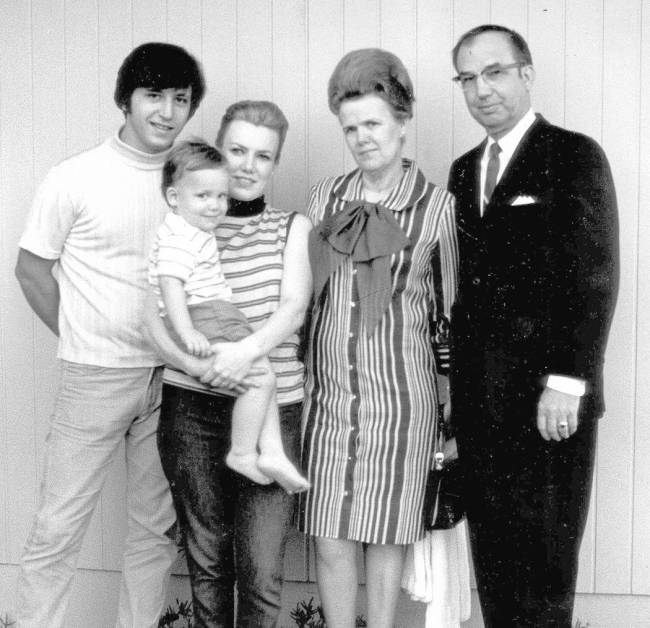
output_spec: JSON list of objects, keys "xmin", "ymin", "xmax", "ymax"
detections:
[
  {"xmin": 458, "ymin": 403, "xmax": 597, "ymax": 628},
  {"xmin": 16, "ymin": 362, "xmax": 177, "ymax": 628}
]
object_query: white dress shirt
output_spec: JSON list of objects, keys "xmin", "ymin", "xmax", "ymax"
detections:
[{"xmin": 479, "ymin": 108, "xmax": 536, "ymax": 216}]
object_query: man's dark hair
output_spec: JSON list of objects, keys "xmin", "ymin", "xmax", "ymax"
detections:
[
  {"xmin": 452, "ymin": 24, "xmax": 533, "ymax": 70},
  {"xmin": 114, "ymin": 42, "xmax": 205, "ymax": 117}
]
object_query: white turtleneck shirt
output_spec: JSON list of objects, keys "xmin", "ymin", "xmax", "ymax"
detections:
[{"xmin": 19, "ymin": 133, "xmax": 171, "ymax": 367}]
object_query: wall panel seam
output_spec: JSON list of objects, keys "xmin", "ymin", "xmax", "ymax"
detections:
[{"xmin": 630, "ymin": 0, "xmax": 645, "ymax": 594}]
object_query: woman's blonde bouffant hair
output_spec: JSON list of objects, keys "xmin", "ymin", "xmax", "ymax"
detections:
[{"xmin": 327, "ymin": 48, "xmax": 415, "ymax": 119}]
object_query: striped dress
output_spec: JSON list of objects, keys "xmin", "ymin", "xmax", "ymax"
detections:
[
  {"xmin": 163, "ymin": 204, "xmax": 304, "ymax": 406},
  {"xmin": 299, "ymin": 160, "xmax": 458, "ymax": 544}
]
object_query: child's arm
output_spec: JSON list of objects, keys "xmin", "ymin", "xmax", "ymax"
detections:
[{"xmin": 158, "ymin": 275, "xmax": 212, "ymax": 357}]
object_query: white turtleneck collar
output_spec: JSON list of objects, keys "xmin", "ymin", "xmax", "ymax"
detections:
[{"xmin": 108, "ymin": 130, "xmax": 173, "ymax": 170}]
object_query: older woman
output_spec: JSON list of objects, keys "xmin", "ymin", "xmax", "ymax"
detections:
[
  {"xmin": 299, "ymin": 49, "xmax": 458, "ymax": 627},
  {"xmin": 144, "ymin": 101, "xmax": 312, "ymax": 628}
]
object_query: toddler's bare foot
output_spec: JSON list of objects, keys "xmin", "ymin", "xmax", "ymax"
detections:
[
  {"xmin": 226, "ymin": 451, "xmax": 272, "ymax": 485},
  {"xmin": 257, "ymin": 453, "xmax": 310, "ymax": 494}
]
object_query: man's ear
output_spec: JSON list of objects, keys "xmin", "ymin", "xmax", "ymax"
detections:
[
  {"xmin": 165, "ymin": 187, "xmax": 178, "ymax": 208},
  {"xmin": 522, "ymin": 64, "xmax": 536, "ymax": 89}
]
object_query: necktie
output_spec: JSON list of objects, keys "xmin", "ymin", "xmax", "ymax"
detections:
[{"xmin": 483, "ymin": 141, "xmax": 501, "ymax": 206}]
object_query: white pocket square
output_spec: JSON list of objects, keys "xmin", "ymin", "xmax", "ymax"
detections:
[{"xmin": 510, "ymin": 195, "xmax": 538, "ymax": 206}]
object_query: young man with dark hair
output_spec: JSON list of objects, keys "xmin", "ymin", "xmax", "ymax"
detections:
[{"xmin": 14, "ymin": 42, "xmax": 205, "ymax": 628}]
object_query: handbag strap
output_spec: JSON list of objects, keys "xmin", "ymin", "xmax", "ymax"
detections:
[
  {"xmin": 433, "ymin": 405, "xmax": 445, "ymax": 470},
  {"xmin": 431, "ymin": 238, "xmax": 450, "ymax": 376}
]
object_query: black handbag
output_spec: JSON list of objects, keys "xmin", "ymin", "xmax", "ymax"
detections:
[{"xmin": 423, "ymin": 405, "xmax": 465, "ymax": 530}]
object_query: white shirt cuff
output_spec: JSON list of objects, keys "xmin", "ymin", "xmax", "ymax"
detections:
[{"xmin": 547, "ymin": 374, "xmax": 586, "ymax": 397}]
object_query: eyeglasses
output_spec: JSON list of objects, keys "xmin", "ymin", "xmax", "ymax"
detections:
[{"xmin": 452, "ymin": 62, "xmax": 526, "ymax": 90}]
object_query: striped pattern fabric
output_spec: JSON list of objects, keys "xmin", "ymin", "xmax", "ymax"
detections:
[
  {"xmin": 149, "ymin": 212, "xmax": 232, "ymax": 312},
  {"xmin": 300, "ymin": 160, "xmax": 458, "ymax": 544},
  {"xmin": 215, "ymin": 206, "xmax": 304, "ymax": 406}
]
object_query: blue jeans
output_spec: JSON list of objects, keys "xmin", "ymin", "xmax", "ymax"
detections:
[
  {"xmin": 158, "ymin": 385, "xmax": 301, "ymax": 628},
  {"xmin": 17, "ymin": 363, "xmax": 176, "ymax": 628}
]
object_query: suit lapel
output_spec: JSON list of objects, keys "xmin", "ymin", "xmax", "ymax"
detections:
[
  {"xmin": 451, "ymin": 142, "xmax": 484, "ymax": 248},
  {"xmin": 462, "ymin": 141, "xmax": 485, "ymax": 221},
  {"xmin": 486, "ymin": 116, "xmax": 549, "ymax": 209}
]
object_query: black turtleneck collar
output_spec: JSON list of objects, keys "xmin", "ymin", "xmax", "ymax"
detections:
[{"xmin": 227, "ymin": 196, "xmax": 266, "ymax": 217}]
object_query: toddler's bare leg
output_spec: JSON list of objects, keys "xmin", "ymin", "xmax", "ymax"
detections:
[
  {"xmin": 226, "ymin": 357, "xmax": 309, "ymax": 493},
  {"xmin": 256, "ymin": 383, "xmax": 310, "ymax": 494},
  {"xmin": 225, "ymin": 363, "xmax": 275, "ymax": 485}
]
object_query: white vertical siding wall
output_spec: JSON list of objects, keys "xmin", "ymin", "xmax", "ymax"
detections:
[
  {"xmin": 634, "ymin": 0, "xmax": 650, "ymax": 597},
  {"xmin": 0, "ymin": 0, "xmax": 648, "ymax": 605}
]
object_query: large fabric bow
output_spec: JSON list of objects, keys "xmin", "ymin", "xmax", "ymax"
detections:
[{"xmin": 309, "ymin": 201, "xmax": 409, "ymax": 335}]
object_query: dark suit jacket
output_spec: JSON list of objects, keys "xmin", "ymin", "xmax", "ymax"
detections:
[{"xmin": 448, "ymin": 115, "xmax": 619, "ymax": 424}]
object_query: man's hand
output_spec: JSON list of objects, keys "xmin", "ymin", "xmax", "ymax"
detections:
[{"xmin": 536, "ymin": 387, "xmax": 581, "ymax": 442}]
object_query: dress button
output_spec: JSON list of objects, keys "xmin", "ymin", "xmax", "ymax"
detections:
[
  {"xmin": 352, "ymin": 269, "xmax": 358, "ymax": 275},
  {"xmin": 472, "ymin": 277, "xmax": 481, "ymax": 286},
  {"xmin": 348, "ymin": 364, "xmax": 353, "ymax": 370},
  {"xmin": 351, "ymin": 301, "xmax": 356, "ymax": 307}
]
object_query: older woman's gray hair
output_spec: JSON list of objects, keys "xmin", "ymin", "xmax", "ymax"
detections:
[{"xmin": 327, "ymin": 48, "xmax": 415, "ymax": 119}]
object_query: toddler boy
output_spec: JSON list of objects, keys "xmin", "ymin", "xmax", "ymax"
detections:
[{"xmin": 149, "ymin": 140, "xmax": 309, "ymax": 493}]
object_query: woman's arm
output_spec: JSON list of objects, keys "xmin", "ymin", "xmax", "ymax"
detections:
[
  {"xmin": 200, "ymin": 213, "xmax": 313, "ymax": 385},
  {"xmin": 242, "ymin": 213, "xmax": 313, "ymax": 355}
]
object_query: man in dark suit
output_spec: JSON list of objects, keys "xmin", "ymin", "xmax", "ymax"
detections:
[{"xmin": 447, "ymin": 24, "xmax": 619, "ymax": 627}]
